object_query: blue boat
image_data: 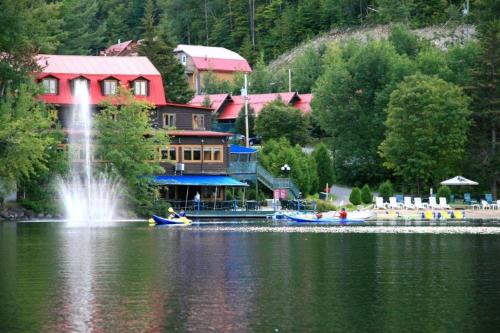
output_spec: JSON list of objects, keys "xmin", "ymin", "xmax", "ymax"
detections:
[
  {"xmin": 151, "ymin": 215, "xmax": 192, "ymax": 226},
  {"xmin": 285, "ymin": 212, "xmax": 368, "ymax": 224}
]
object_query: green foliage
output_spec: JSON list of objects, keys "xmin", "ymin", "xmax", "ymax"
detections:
[
  {"xmin": 378, "ymin": 181, "xmax": 394, "ymax": 201},
  {"xmin": 258, "ymin": 138, "xmax": 318, "ymax": 196},
  {"xmin": 201, "ymin": 70, "xmax": 236, "ymax": 95},
  {"xmin": 255, "ymin": 99, "xmax": 309, "ymax": 145},
  {"xmin": 437, "ymin": 185, "xmax": 452, "ymax": 202},
  {"xmin": 290, "ymin": 46, "xmax": 325, "ymax": 93},
  {"xmin": 315, "ymin": 199, "xmax": 336, "ymax": 213},
  {"xmin": 465, "ymin": 21, "xmax": 500, "ymax": 195},
  {"xmin": 139, "ymin": 0, "xmax": 193, "ymax": 103},
  {"xmin": 95, "ymin": 89, "xmax": 170, "ymax": 216},
  {"xmin": 312, "ymin": 143, "xmax": 334, "ymax": 192},
  {"xmin": 379, "ymin": 74, "xmax": 471, "ymax": 193},
  {"xmin": 361, "ymin": 184, "xmax": 373, "ymax": 204},
  {"xmin": 388, "ymin": 24, "xmax": 425, "ymax": 58},
  {"xmin": 349, "ymin": 187, "xmax": 361, "ymax": 205},
  {"xmin": 235, "ymin": 106, "xmax": 255, "ymax": 138},
  {"xmin": 0, "ymin": 84, "xmax": 61, "ymax": 196},
  {"xmin": 312, "ymin": 40, "xmax": 403, "ymax": 185}
]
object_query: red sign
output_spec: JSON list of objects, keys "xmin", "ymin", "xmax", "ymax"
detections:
[{"xmin": 274, "ymin": 189, "xmax": 288, "ymax": 200}]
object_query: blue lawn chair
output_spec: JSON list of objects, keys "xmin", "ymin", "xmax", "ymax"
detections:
[
  {"xmin": 485, "ymin": 193, "xmax": 493, "ymax": 204},
  {"xmin": 464, "ymin": 193, "xmax": 471, "ymax": 205},
  {"xmin": 396, "ymin": 194, "xmax": 404, "ymax": 204}
]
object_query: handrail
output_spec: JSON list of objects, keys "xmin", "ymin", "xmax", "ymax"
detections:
[{"xmin": 256, "ymin": 163, "xmax": 300, "ymax": 198}]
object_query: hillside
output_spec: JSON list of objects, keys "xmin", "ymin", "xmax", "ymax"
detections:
[{"xmin": 269, "ymin": 24, "xmax": 476, "ymax": 71}]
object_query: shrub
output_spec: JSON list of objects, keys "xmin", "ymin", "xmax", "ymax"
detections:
[
  {"xmin": 315, "ymin": 199, "xmax": 337, "ymax": 212},
  {"xmin": 361, "ymin": 184, "xmax": 373, "ymax": 204},
  {"xmin": 378, "ymin": 181, "xmax": 394, "ymax": 201},
  {"xmin": 349, "ymin": 187, "xmax": 362, "ymax": 205},
  {"xmin": 437, "ymin": 185, "xmax": 452, "ymax": 202}
]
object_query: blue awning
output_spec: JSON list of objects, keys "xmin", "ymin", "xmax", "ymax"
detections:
[
  {"xmin": 153, "ymin": 175, "xmax": 249, "ymax": 187},
  {"xmin": 230, "ymin": 144, "xmax": 256, "ymax": 154}
]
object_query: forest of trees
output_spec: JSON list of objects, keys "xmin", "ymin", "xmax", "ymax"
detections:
[{"xmin": 0, "ymin": 0, "xmax": 498, "ymax": 211}]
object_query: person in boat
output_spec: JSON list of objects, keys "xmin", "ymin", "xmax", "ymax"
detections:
[
  {"xmin": 179, "ymin": 209, "xmax": 186, "ymax": 217},
  {"xmin": 339, "ymin": 208, "xmax": 347, "ymax": 220},
  {"xmin": 168, "ymin": 207, "xmax": 180, "ymax": 219}
]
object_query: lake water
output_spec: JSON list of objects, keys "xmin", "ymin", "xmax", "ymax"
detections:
[{"xmin": 1, "ymin": 221, "xmax": 500, "ymax": 332}]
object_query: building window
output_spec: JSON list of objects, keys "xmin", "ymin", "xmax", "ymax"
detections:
[
  {"xmin": 42, "ymin": 78, "xmax": 58, "ymax": 94},
  {"xmin": 203, "ymin": 147, "xmax": 212, "ymax": 161},
  {"xmin": 183, "ymin": 147, "xmax": 192, "ymax": 161},
  {"xmin": 169, "ymin": 147, "xmax": 177, "ymax": 161},
  {"xmin": 193, "ymin": 147, "xmax": 201, "ymax": 161},
  {"xmin": 192, "ymin": 115, "xmax": 205, "ymax": 130},
  {"xmin": 181, "ymin": 54, "xmax": 187, "ymax": 66},
  {"xmin": 213, "ymin": 147, "xmax": 221, "ymax": 161},
  {"xmin": 133, "ymin": 80, "xmax": 148, "ymax": 96},
  {"xmin": 159, "ymin": 146, "xmax": 178, "ymax": 162},
  {"xmin": 163, "ymin": 113, "xmax": 176, "ymax": 128},
  {"xmin": 103, "ymin": 79, "xmax": 118, "ymax": 96}
]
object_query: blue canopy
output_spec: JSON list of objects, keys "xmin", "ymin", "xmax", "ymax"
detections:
[
  {"xmin": 153, "ymin": 175, "xmax": 248, "ymax": 187},
  {"xmin": 230, "ymin": 144, "xmax": 256, "ymax": 154}
]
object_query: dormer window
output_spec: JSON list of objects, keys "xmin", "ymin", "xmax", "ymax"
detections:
[
  {"xmin": 133, "ymin": 79, "xmax": 149, "ymax": 96},
  {"xmin": 69, "ymin": 76, "xmax": 90, "ymax": 95},
  {"xmin": 181, "ymin": 54, "xmax": 187, "ymax": 66},
  {"xmin": 102, "ymin": 79, "xmax": 118, "ymax": 96},
  {"xmin": 42, "ymin": 77, "xmax": 58, "ymax": 94}
]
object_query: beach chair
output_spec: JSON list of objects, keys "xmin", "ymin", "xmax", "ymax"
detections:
[
  {"xmin": 428, "ymin": 196, "xmax": 440, "ymax": 209},
  {"xmin": 396, "ymin": 195, "xmax": 404, "ymax": 204},
  {"xmin": 389, "ymin": 197, "xmax": 403, "ymax": 209},
  {"xmin": 481, "ymin": 200, "xmax": 492, "ymax": 210},
  {"xmin": 491, "ymin": 200, "xmax": 500, "ymax": 210},
  {"xmin": 403, "ymin": 196, "xmax": 415, "ymax": 209},
  {"xmin": 439, "ymin": 197, "xmax": 451, "ymax": 209},
  {"xmin": 374, "ymin": 197, "xmax": 388, "ymax": 209},
  {"xmin": 485, "ymin": 193, "xmax": 493, "ymax": 204},
  {"xmin": 453, "ymin": 210, "xmax": 464, "ymax": 219},
  {"xmin": 414, "ymin": 197, "xmax": 426, "ymax": 210}
]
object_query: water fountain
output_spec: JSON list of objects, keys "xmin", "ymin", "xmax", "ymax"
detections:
[{"xmin": 59, "ymin": 79, "xmax": 122, "ymax": 226}]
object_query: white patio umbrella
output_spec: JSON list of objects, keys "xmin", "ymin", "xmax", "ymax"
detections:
[{"xmin": 440, "ymin": 176, "xmax": 478, "ymax": 186}]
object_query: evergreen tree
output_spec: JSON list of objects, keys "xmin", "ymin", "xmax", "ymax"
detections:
[
  {"xmin": 57, "ymin": 0, "xmax": 105, "ymax": 55},
  {"xmin": 139, "ymin": 0, "xmax": 193, "ymax": 103},
  {"xmin": 312, "ymin": 143, "xmax": 335, "ymax": 192},
  {"xmin": 466, "ymin": 21, "xmax": 500, "ymax": 196}
]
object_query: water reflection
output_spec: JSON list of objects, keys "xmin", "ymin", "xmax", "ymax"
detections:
[{"xmin": 1, "ymin": 223, "xmax": 500, "ymax": 332}]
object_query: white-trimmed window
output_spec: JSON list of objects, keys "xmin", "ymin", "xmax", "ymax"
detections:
[
  {"xmin": 42, "ymin": 77, "xmax": 58, "ymax": 94},
  {"xmin": 192, "ymin": 114, "xmax": 205, "ymax": 130},
  {"xmin": 103, "ymin": 79, "xmax": 118, "ymax": 96},
  {"xmin": 163, "ymin": 113, "xmax": 176, "ymax": 127},
  {"xmin": 133, "ymin": 80, "xmax": 148, "ymax": 96},
  {"xmin": 181, "ymin": 54, "xmax": 187, "ymax": 66}
]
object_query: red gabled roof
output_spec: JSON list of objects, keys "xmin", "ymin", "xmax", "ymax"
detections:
[
  {"xmin": 167, "ymin": 130, "xmax": 231, "ymax": 137},
  {"xmin": 35, "ymin": 54, "xmax": 166, "ymax": 106},
  {"xmin": 165, "ymin": 102, "xmax": 213, "ymax": 111},
  {"xmin": 219, "ymin": 92, "xmax": 298, "ymax": 120},
  {"xmin": 191, "ymin": 57, "xmax": 251, "ymax": 72},
  {"xmin": 175, "ymin": 45, "xmax": 252, "ymax": 73},
  {"xmin": 103, "ymin": 40, "xmax": 133, "ymax": 56},
  {"xmin": 188, "ymin": 94, "xmax": 231, "ymax": 113}
]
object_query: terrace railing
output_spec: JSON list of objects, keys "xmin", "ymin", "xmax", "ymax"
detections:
[{"xmin": 256, "ymin": 164, "xmax": 300, "ymax": 198}]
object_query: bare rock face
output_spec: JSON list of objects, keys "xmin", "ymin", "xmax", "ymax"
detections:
[{"xmin": 269, "ymin": 24, "xmax": 476, "ymax": 71}]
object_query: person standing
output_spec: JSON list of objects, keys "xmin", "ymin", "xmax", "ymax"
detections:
[{"xmin": 194, "ymin": 191, "xmax": 201, "ymax": 211}]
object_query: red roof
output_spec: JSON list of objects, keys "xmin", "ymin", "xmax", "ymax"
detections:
[
  {"xmin": 219, "ymin": 93, "xmax": 298, "ymax": 120},
  {"xmin": 35, "ymin": 54, "xmax": 166, "ymax": 106},
  {"xmin": 189, "ymin": 92, "xmax": 312, "ymax": 121},
  {"xmin": 102, "ymin": 40, "xmax": 133, "ymax": 56},
  {"xmin": 191, "ymin": 57, "xmax": 251, "ymax": 72},
  {"xmin": 165, "ymin": 102, "xmax": 213, "ymax": 111},
  {"xmin": 168, "ymin": 130, "xmax": 231, "ymax": 137},
  {"xmin": 188, "ymin": 94, "xmax": 230, "ymax": 113}
]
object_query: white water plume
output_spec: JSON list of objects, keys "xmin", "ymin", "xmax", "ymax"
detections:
[{"xmin": 59, "ymin": 79, "xmax": 122, "ymax": 226}]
